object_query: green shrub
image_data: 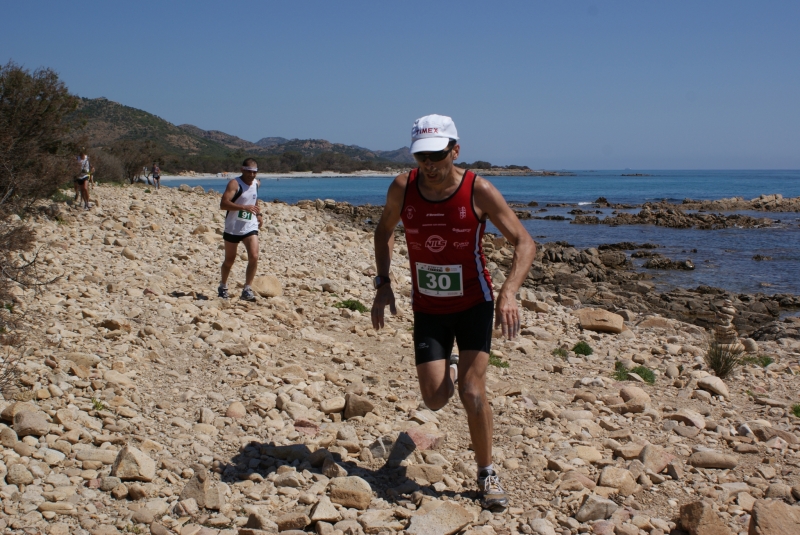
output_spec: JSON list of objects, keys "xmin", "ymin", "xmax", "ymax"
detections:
[
  {"xmin": 742, "ymin": 355, "xmax": 774, "ymax": 368},
  {"xmin": 333, "ymin": 299, "xmax": 368, "ymax": 313},
  {"xmin": 50, "ymin": 190, "xmax": 72, "ymax": 203},
  {"xmin": 613, "ymin": 361, "xmax": 629, "ymax": 381},
  {"xmin": 572, "ymin": 341, "xmax": 593, "ymax": 356},
  {"xmin": 704, "ymin": 342, "xmax": 744, "ymax": 379},
  {"xmin": 91, "ymin": 398, "xmax": 106, "ymax": 411},
  {"xmin": 630, "ymin": 365, "xmax": 656, "ymax": 384},
  {"xmin": 792, "ymin": 404, "xmax": 800, "ymax": 418},
  {"xmin": 144, "ymin": 188, "xmax": 151, "ymax": 193},
  {"xmin": 551, "ymin": 347, "xmax": 568, "ymax": 359},
  {"xmin": 488, "ymin": 352, "xmax": 509, "ymax": 368}
]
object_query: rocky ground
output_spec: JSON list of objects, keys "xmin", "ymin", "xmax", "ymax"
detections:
[{"xmin": 0, "ymin": 184, "xmax": 799, "ymax": 535}]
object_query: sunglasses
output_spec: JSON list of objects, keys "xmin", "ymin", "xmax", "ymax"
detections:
[{"xmin": 413, "ymin": 146, "xmax": 454, "ymax": 163}]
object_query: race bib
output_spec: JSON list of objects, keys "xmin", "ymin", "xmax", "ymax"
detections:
[
  {"xmin": 416, "ymin": 263, "xmax": 463, "ymax": 297},
  {"xmin": 237, "ymin": 210, "xmax": 253, "ymax": 221}
]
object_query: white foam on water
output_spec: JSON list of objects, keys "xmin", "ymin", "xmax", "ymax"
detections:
[{"xmin": 578, "ymin": 202, "xmax": 591, "ymax": 205}]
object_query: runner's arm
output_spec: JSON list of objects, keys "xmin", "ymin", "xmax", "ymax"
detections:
[
  {"xmin": 371, "ymin": 174, "xmax": 407, "ymax": 329},
  {"xmin": 474, "ymin": 177, "xmax": 537, "ymax": 339}
]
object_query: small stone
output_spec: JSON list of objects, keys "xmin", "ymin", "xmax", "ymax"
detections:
[
  {"xmin": 111, "ymin": 445, "xmax": 156, "ymax": 481},
  {"xmin": 328, "ymin": 476, "xmax": 372, "ymax": 510},
  {"xmin": 688, "ymin": 451, "xmax": 738, "ymax": 469},
  {"xmin": 276, "ymin": 512, "xmax": 311, "ymax": 531},
  {"xmin": 13, "ymin": 410, "xmax": 50, "ymax": 437},
  {"xmin": 320, "ymin": 397, "xmax": 346, "ymax": 414},
  {"xmin": 406, "ymin": 501, "xmax": 474, "ymax": 535},
  {"xmin": 251, "ymin": 275, "xmax": 283, "ymax": 297},
  {"xmin": 343, "ymin": 393, "xmax": 374, "ymax": 419},
  {"xmin": 679, "ymin": 500, "xmax": 734, "ymax": 535},
  {"xmin": 697, "ymin": 376, "xmax": 730, "ymax": 398},
  {"xmin": 597, "ymin": 466, "xmax": 637, "ymax": 496},
  {"xmin": 225, "ymin": 401, "xmax": 246, "ymax": 419},
  {"xmin": 575, "ymin": 494, "xmax": 619, "ymax": 522},
  {"xmin": 639, "ymin": 444, "xmax": 676, "ymax": 474},
  {"xmin": 6, "ymin": 463, "xmax": 34, "ymax": 485}
]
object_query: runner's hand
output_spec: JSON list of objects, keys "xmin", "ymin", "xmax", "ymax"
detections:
[
  {"xmin": 242, "ymin": 205, "xmax": 260, "ymax": 215},
  {"xmin": 495, "ymin": 291, "xmax": 520, "ymax": 339},
  {"xmin": 371, "ymin": 285, "xmax": 397, "ymax": 330}
]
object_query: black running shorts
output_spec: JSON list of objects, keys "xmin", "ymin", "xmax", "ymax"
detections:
[
  {"xmin": 413, "ymin": 300, "xmax": 494, "ymax": 366},
  {"xmin": 222, "ymin": 230, "xmax": 258, "ymax": 243}
]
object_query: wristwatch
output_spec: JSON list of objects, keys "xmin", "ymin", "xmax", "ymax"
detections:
[{"xmin": 373, "ymin": 275, "xmax": 391, "ymax": 289}]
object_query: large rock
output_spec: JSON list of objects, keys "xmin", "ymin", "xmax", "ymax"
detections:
[
  {"xmin": 665, "ymin": 408, "xmax": 706, "ymax": 429},
  {"xmin": 310, "ymin": 497, "xmax": 341, "ymax": 523},
  {"xmin": 1, "ymin": 401, "xmax": 37, "ymax": 423},
  {"xmin": 406, "ymin": 502, "xmax": 474, "ymax": 535},
  {"xmin": 639, "ymin": 444, "xmax": 676, "ymax": 474},
  {"xmin": 688, "ymin": 451, "xmax": 738, "ymax": 469},
  {"xmin": 405, "ymin": 427, "xmax": 446, "ymax": 450},
  {"xmin": 251, "ymin": 275, "xmax": 283, "ymax": 297},
  {"xmin": 6, "ymin": 463, "xmax": 34, "ymax": 485},
  {"xmin": 597, "ymin": 466, "xmax": 637, "ymax": 496},
  {"xmin": 328, "ymin": 476, "xmax": 372, "ymax": 510},
  {"xmin": 344, "ymin": 393, "xmax": 374, "ymax": 419},
  {"xmin": 697, "ymin": 376, "xmax": 730, "ymax": 398},
  {"xmin": 748, "ymin": 499, "xmax": 800, "ymax": 535},
  {"xmin": 575, "ymin": 308, "xmax": 624, "ymax": 334},
  {"xmin": 179, "ymin": 466, "xmax": 224, "ymax": 510},
  {"xmin": 13, "ymin": 410, "xmax": 50, "ymax": 437},
  {"xmin": 111, "ymin": 446, "xmax": 156, "ymax": 481},
  {"xmin": 680, "ymin": 500, "xmax": 734, "ymax": 535},
  {"xmin": 575, "ymin": 494, "xmax": 618, "ymax": 522},
  {"xmin": 619, "ymin": 386, "xmax": 650, "ymax": 405}
]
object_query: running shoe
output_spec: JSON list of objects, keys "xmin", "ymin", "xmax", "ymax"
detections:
[
  {"xmin": 477, "ymin": 469, "xmax": 509, "ymax": 509},
  {"xmin": 217, "ymin": 285, "xmax": 230, "ymax": 299},
  {"xmin": 449, "ymin": 354, "xmax": 459, "ymax": 384},
  {"xmin": 240, "ymin": 287, "xmax": 256, "ymax": 302}
]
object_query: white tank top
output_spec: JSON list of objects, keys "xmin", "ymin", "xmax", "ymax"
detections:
[{"xmin": 224, "ymin": 177, "xmax": 259, "ymax": 236}]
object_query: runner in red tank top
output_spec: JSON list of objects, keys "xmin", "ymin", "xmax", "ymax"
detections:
[{"xmin": 371, "ymin": 115, "xmax": 537, "ymax": 510}]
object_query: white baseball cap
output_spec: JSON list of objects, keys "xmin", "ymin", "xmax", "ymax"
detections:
[{"xmin": 410, "ymin": 114, "xmax": 459, "ymax": 154}]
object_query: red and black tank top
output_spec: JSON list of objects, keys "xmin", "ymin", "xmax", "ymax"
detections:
[{"xmin": 401, "ymin": 168, "xmax": 493, "ymax": 314}]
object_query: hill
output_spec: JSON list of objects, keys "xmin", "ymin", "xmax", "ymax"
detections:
[{"xmin": 70, "ymin": 97, "xmax": 231, "ymax": 158}]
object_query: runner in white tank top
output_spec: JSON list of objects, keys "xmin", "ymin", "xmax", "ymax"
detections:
[{"xmin": 218, "ymin": 158, "xmax": 263, "ymax": 301}]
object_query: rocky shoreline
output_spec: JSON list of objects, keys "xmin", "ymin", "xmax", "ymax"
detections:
[{"xmin": 0, "ymin": 184, "xmax": 797, "ymax": 535}]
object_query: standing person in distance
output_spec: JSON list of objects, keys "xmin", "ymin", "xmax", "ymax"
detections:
[
  {"xmin": 371, "ymin": 115, "xmax": 536, "ymax": 510},
  {"xmin": 218, "ymin": 158, "xmax": 262, "ymax": 302},
  {"xmin": 150, "ymin": 162, "xmax": 161, "ymax": 190},
  {"xmin": 75, "ymin": 151, "xmax": 91, "ymax": 210}
]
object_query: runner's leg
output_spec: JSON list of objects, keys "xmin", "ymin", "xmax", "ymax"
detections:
[
  {"xmin": 220, "ymin": 240, "xmax": 238, "ymax": 286},
  {"xmin": 415, "ymin": 359, "xmax": 454, "ymax": 411},
  {"xmin": 242, "ymin": 234, "xmax": 259, "ymax": 287},
  {"xmin": 457, "ymin": 349, "xmax": 492, "ymax": 467},
  {"xmin": 80, "ymin": 180, "xmax": 90, "ymax": 207}
]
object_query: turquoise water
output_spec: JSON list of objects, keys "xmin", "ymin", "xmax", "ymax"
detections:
[{"xmin": 163, "ymin": 170, "xmax": 800, "ymax": 295}]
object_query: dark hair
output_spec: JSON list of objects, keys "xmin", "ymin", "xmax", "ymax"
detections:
[{"xmin": 242, "ymin": 158, "xmax": 258, "ymax": 168}]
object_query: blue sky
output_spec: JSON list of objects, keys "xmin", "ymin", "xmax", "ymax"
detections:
[{"xmin": 4, "ymin": 1, "xmax": 799, "ymax": 169}]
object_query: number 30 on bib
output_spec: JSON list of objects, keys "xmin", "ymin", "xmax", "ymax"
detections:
[{"xmin": 415, "ymin": 263, "xmax": 463, "ymax": 297}]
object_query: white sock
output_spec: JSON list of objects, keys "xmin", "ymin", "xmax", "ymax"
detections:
[
  {"xmin": 478, "ymin": 463, "xmax": 495, "ymax": 475},
  {"xmin": 244, "ymin": 284, "xmax": 252, "ymax": 290},
  {"xmin": 219, "ymin": 283, "xmax": 227, "ymax": 289}
]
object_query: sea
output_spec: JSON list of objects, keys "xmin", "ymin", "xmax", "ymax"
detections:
[{"xmin": 162, "ymin": 170, "xmax": 800, "ymax": 297}]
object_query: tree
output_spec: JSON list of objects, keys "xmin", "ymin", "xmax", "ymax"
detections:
[
  {"xmin": 0, "ymin": 61, "xmax": 78, "ymax": 337},
  {"xmin": 109, "ymin": 139, "xmax": 157, "ymax": 183},
  {"xmin": 0, "ymin": 61, "xmax": 79, "ymax": 210}
]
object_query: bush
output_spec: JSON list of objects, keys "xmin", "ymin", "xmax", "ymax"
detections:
[
  {"xmin": 704, "ymin": 342, "xmax": 744, "ymax": 379},
  {"xmin": 742, "ymin": 355, "xmax": 774, "ymax": 368},
  {"xmin": 572, "ymin": 341, "xmax": 593, "ymax": 356},
  {"xmin": 792, "ymin": 404, "xmax": 800, "ymax": 418},
  {"xmin": 333, "ymin": 299, "xmax": 368, "ymax": 313},
  {"xmin": 613, "ymin": 361, "xmax": 629, "ymax": 381},
  {"xmin": 87, "ymin": 147, "xmax": 125, "ymax": 183},
  {"xmin": 630, "ymin": 365, "xmax": 656, "ymax": 384},
  {"xmin": 551, "ymin": 347, "xmax": 568, "ymax": 359},
  {"xmin": 488, "ymin": 352, "xmax": 509, "ymax": 368}
]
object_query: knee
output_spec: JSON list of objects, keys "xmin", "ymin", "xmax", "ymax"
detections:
[
  {"xmin": 458, "ymin": 383, "xmax": 486, "ymax": 412},
  {"xmin": 222, "ymin": 259, "xmax": 235, "ymax": 269},
  {"xmin": 420, "ymin": 386, "xmax": 448, "ymax": 412}
]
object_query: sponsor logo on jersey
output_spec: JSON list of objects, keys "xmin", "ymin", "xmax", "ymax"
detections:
[
  {"xmin": 422, "ymin": 223, "xmax": 446, "ymax": 227},
  {"xmin": 453, "ymin": 241, "xmax": 470, "ymax": 249},
  {"xmin": 410, "ymin": 242, "xmax": 423, "ymax": 250},
  {"xmin": 426, "ymin": 213, "xmax": 444, "ymax": 217},
  {"xmin": 405, "ymin": 206, "xmax": 416, "ymax": 219},
  {"xmin": 425, "ymin": 235, "xmax": 447, "ymax": 253},
  {"xmin": 452, "ymin": 228, "xmax": 471, "ymax": 233},
  {"xmin": 405, "ymin": 227, "xmax": 419, "ymax": 234},
  {"xmin": 459, "ymin": 206, "xmax": 467, "ymax": 219}
]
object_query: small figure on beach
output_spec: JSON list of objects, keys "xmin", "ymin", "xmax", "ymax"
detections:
[
  {"xmin": 371, "ymin": 114, "xmax": 536, "ymax": 510},
  {"xmin": 74, "ymin": 150, "xmax": 91, "ymax": 210},
  {"xmin": 218, "ymin": 158, "xmax": 262, "ymax": 302},
  {"xmin": 149, "ymin": 162, "xmax": 161, "ymax": 190}
]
